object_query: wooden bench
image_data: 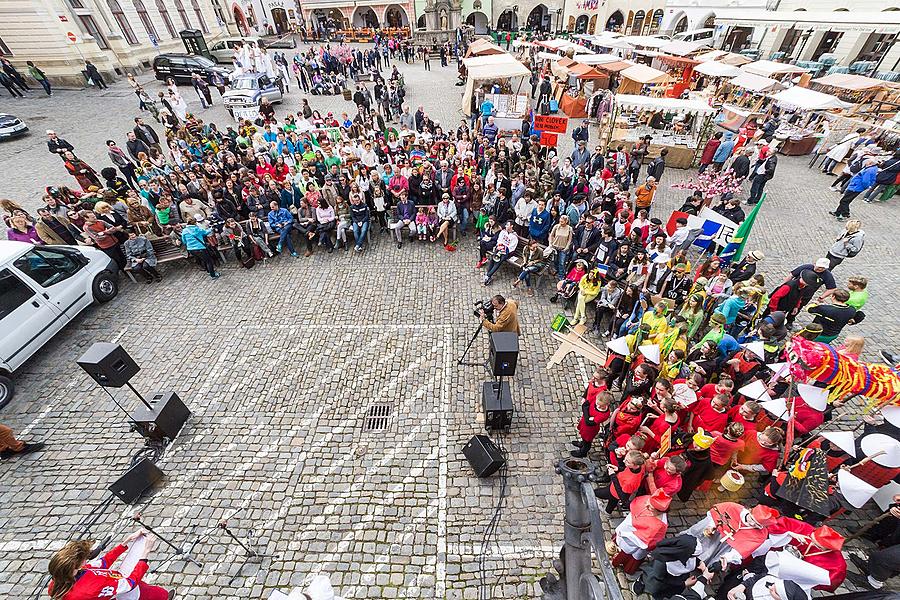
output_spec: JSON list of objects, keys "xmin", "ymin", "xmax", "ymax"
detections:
[
  {"xmin": 505, "ymin": 240, "xmax": 553, "ymax": 289},
  {"xmin": 124, "ymin": 236, "xmax": 187, "ymax": 283}
]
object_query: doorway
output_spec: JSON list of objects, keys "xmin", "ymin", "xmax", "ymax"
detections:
[{"xmin": 271, "ymin": 8, "xmax": 289, "ymax": 34}]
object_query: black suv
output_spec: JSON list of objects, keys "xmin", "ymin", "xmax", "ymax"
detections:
[{"xmin": 152, "ymin": 53, "xmax": 231, "ymax": 85}]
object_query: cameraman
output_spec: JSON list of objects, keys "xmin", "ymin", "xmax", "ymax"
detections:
[{"xmin": 479, "ymin": 294, "xmax": 520, "ymax": 334}]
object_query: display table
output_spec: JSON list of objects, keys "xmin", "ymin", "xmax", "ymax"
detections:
[
  {"xmin": 778, "ymin": 136, "xmax": 818, "ymax": 156},
  {"xmin": 611, "ymin": 128, "xmax": 697, "ymax": 169},
  {"xmin": 560, "ymin": 94, "xmax": 588, "ymax": 118},
  {"xmin": 494, "ymin": 116, "xmax": 524, "ymax": 134}
]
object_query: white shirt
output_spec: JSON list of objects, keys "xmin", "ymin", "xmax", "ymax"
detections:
[{"xmin": 496, "ymin": 230, "xmax": 518, "ymax": 254}]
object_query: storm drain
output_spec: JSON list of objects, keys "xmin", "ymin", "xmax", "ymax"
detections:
[{"xmin": 364, "ymin": 403, "xmax": 393, "ymax": 432}]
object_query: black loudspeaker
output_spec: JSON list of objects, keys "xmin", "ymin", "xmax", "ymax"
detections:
[
  {"xmin": 108, "ymin": 458, "xmax": 164, "ymax": 504},
  {"xmin": 489, "ymin": 332, "xmax": 519, "ymax": 376},
  {"xmin": 132, "ymin": 391, "xmax": 191, "ymax": 441},
  {"xmin": 463, "ymin": 434, "xmax": 505, "ymax": 477},
  {"xmin": 76, "ymin": 342, "xmax": 140, "ymax": 388},
  {"xmin": 482, "ymin": 381, "xmax": 513, "ymax": 430}
]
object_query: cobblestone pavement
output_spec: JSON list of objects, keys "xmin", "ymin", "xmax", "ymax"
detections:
[{"xmin": 0, "ymin": 41, "xmax": 898, "ymax": 599}]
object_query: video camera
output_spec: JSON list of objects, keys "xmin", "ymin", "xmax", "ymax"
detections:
[{"xmin": 474, "ymin": 298, "xmax": 495, "ymax": 322}]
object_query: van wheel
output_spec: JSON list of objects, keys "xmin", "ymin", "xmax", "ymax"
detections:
[
  {"xmin": 0, "ymin": 375, "xmax": 13, "ymax": 410},
  {"xmin": 93, "ymin": 270, "xmax": 118, "ymax": 303}
]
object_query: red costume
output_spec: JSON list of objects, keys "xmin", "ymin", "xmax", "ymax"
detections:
[
  {"xmin": 643, "ymin": 414, "xmax": 679, "ymax": 453},
  {"xmin": 708, "ymin": 434, "xmax": 744, "ymax": 466},
  {"xmin": 577, "ymin": 398, "xmax": 611, "ymax": 443},
  {"xmin": 790, "ymin": 397, "xmax": 825, "ymax": 436},
  {"xmin": 737, "ymin": 433, "xmax": 780, "ymax": 473},
  {"xmin": 611, "ymin": 407, "xmax": 642, "ymax": 444},
  {"xmin": 648, "ymin": 462, "xmax": 682, "ymax": 497},
  {"xmin": 727, "ymin": 404, "xmax": 761, "ymax": 432},
  {"xmin": 690, "ymin": 397, "xmax": 729, "ymax": 434},
  {"xmin": 769, "ymin": 518, "xmax": 846, "ymax": 592},
  {"xmin": 47, "ymin": 544, "xmax": 168, "ymax": 600},
  {"xmin": 612, "ymin": 492, "xmax": 670, "ymax": 573},
  {"xmin": 707, "ymin": 502, "xmax": 775, "ymax": 560}
]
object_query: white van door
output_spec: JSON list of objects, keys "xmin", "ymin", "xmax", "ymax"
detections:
[
  {"xmin": 11, "ymin": 246, "xmax": 94, "ymax": 318},
  {"xmin": 0, "ymin": 267, "xmax": 66, "ymax": 370}
]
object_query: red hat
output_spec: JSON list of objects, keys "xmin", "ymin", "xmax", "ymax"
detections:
[
  {"xmin": 750, "ymin": 505, "xmax": 779, "ymax": 527},
  {"xmin": 648, "ymin": 489, "xmax": 672, "ymax": 512},
  {"xmin": 812, "ymin": 525, "xmax": 844, "ymax": 551}
]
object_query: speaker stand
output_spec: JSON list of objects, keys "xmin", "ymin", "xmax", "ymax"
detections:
[
  {"xmin": 458, "ymin": 322, "xmax": 490, "ymax": 372},
  {"xmin": 218, "ymin": 520, "xmax": 278, "ymax": 583},
  {"xmin": 125, "ymin": 381, "xmax": 153, "ymax": 410},
  {"xmin": 132, "ymin": 513, "xmax": 204, "ymax": 568}
]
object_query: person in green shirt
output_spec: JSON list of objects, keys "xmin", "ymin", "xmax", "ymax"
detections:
[
  {"xmin": 847, "ymin": 276, "xmax": 868, "ymax": 310},
  {"xmin": 27, "ymin": 61, "xmax": 51, "ymax": 96},
  {"xmin": 323, "ymin": 153, "xmax": 342, "ymax": 170}
]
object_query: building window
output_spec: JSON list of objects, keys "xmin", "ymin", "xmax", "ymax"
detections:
[
  {"xmin": 174, "ymin": 0, "xmax": 191, "ymax": 29},
  {"xmin": 212, "ymin": 0, "xmax": 227, "ymax": 26},
  {"xmin": 134, "ymin": 0, "xmax": 159, "ymax": 39},
  {"xmin": 156, "ymin": 0, "xmax": 177, "ymax": 37},
  {"xmin": 108, "ymin": 0, "xmax": 139, "ymax": 44},
  {"xmin": 67, "ymin": 0, "xmax": 85, "ymax": 7},
  {"xmin": 0, "ymin": 35, "xmax": 10, "ymax": 55},
  {"xmin": 78, "ymin": 13, "xmax": 110, "ymax": 48},
  {"xmin": 191, "ymin": 0, "xmax": 208, "ymax": 33}
]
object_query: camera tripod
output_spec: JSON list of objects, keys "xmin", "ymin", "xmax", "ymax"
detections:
[{"xmin": 458, "ymin": 322, "xmax": 488, "ymax": 369}]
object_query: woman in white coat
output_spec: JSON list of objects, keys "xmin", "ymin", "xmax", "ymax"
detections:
[{"xmin": 821, "ymin": 127, "xmax": 867, "ymax": 174}]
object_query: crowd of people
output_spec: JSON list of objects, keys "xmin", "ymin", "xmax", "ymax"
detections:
[{"xmin": 3, "ymin": 32, "xmax": 898, "ymax": 599}]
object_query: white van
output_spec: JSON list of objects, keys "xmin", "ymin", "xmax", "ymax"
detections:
[
  {"xmin": 673, "ymin": 28, "xmax": 715, "ymax": 43},
  {"xmin": 0, "ymin": 241, "xmax": 119, "ymax": 407}
]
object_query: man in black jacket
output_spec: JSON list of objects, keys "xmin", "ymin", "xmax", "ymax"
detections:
[
  {"xmin": 571, "ymin": 216, "xmax": 602, "ymax": 263},
  {"xmin": 731, "ymin": 147, "xmax": 753, "ymax": 182},
  {"xmin": 46, "ymin": 130, "xmax": 74, "ymax": 159},
  {"xmin": 863, "ymin": 149, "xmax": 900, "ymax": 202},
  {"xmin": 125, "ymin": 131, "xmax": 151, "ymax": 161},
  {"xmin": 747, "ymin": 151, "xmax": 777, "ymax": 205},
  {"xmin": 646, "ymin": 148, "xmax": 668, "ymax": 182},
  {"xmin": 133, "ymin": 118, "xmax": 160, "ymax": 152}
]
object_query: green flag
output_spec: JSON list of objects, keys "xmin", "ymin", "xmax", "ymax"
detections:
[{"xmin": 719, "ymin": 191, "xmax": 765, "ymax": 263}]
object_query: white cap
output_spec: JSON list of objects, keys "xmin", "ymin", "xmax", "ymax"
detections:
[
  {"xmin": 797, "ymin": 384, "xmax": 828, "ymax": 412},
  {"xmin": 882, "ymin": 405, "xmax": 900, "ymax": 428},
  {"xmin": 819, "ymin": 431, "xmax": 856, "ymax": 458},
  {"xmin": 766, "ymin": 362, "xmax": 791, "ymax": 380},
  {"xmin": 837, "ymin": 468, "xmax": 877, "ymax": 508},
  {"xmin": 738, "ymin": 379, "xmax": 769, "ymax": 402},
  {"xmin": 874, "ymin": 481, "xmax": 900, "ymax": 511},
  {"xmin": 861, "ymin": 433, "xmax": 900, "ymax": 467},
  {"xmin": 760, "ymin": 398, "xmax": 788, "ymax": 419},
  {"xmin": 638, "ymin": 343, "xmax": 661, "ymax": 364},
  {"xmin": 46, "ymin": 129, "xmax": 56, "ymax": 135},
  {"xmin": 605, "ymin": 336, "xmax": 629, "ymax": 356},
  {"xmin": 765, "ymin": 550, "xmax": 831, "ymax": 590},
  {"xmin": 815, "ymin": 258, "xmax": 830, "ymax": 269},
  {"xmin": 742, "ymin": 341, "xmax": 765, "ymax": 361}
]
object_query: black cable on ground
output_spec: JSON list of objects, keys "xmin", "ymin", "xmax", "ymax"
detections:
[{"xmin": 478, "ymin": 429, "xmax": 508, "ymax": 600}]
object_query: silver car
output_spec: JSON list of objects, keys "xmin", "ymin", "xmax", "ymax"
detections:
[{"xmin": 223, "ymin": 73, "xmax": 284, "ymax": 117}]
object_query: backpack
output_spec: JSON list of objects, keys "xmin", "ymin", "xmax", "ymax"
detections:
[{"xmin": 846, "ymin": 233, "xmax": 864, "ymax": 258}]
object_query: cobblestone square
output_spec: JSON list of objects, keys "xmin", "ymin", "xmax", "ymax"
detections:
[{"xmin": 0, "ymin": 42, "xmax": 898, "ymax": 599}]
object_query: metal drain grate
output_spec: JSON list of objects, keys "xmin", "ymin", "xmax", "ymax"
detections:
[{"xmin": 364, "ymin": 403, "xmax": 393, "ymax": 432}]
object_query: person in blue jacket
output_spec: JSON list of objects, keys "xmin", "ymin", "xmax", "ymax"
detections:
[
  {"xmin": 528, "ymin": 199, "xmax": 552, "ymax": 244},
  {"xmin": 711, "ymin": 132, "xmax": 735, "ymax": 171},
  {"xmin": 267, "ymin": 200, "xmax": 299, "ymax": 257},
  {"xmin": 180, "ymin": 217, "xmax": 220, "ymax": 278},
  {"xmin": 831, "ymin": 158, "xmax": 878, "ymax": 221}
]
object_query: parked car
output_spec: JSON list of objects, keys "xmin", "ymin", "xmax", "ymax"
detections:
[
  {"xmin": 152, "ymin": 53, "xmax": 231, "ymax": 85},
  {"xmin": 0, "ymin": 113, "xmax": 28, "ymax": 140},
  {"xmin": 208, "ymin": 35, "xmax": 296, "ymax": 63},
  {"xmin": 223, "ymin": 73, "xmax": 284, "ymax": 118},
  {"xmin": 0, "ymin": 242, "xmax": 119, "ymax": 408},
  {"xmin": 672, "ymin": 28, "xmax": 714, "ymax": 43}
]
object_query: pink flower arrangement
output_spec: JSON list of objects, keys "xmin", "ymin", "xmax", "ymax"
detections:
[{"xmin": 671, "ymin": 169, "xmax": 743, "ymax": 197}]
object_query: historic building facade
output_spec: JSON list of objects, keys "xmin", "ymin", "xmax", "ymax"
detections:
[{"xmin": 0, "ymin": 0, "xmax": 233, "ymax": 85}]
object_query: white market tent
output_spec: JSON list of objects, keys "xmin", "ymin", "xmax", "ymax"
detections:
[
  {"xmin": 576, "ymin": 53, "xmax": 631, "ymax": 65},
  {"xmin": 694, "ymin": 50, "xmax": 752, "ymax": 66},
  {"xmin": 659, "ymin": 40, "xmax": 710, "ymax": 57},
  {"xmin": 694, "ymin": 60, "xmax": 743, "ymax": 78},
  {"xmin": 465, "ymin": 38, "xmax": 505, "ymax": 57},
  {"xmin": 461, "ymin": 53, "xmax": 531, "ymax": 115},
  {"xmin": 729, "ymin": 72, "xmax": 787, "ymax": 93},
  {"xmin": 536, "ymin": 51, "xmax": 563, "ymax": 61},
  {"xmin": 592, "ymin": 36, "xmax": 635, "ymax": 50},
  {"xmin": 768, "ymin": 86, "xmax": 853, "ymax": 110},
  {"xmin": 812, "ymin": 73, "xmax": 894, "ymax": 92},
  {"xmin": 741, "ymin": 60, "xmax": 808, "ymax": 78},
  {"xmin": 615, "ymin": 94, "xmax": 717, "ymax": 116},
  {"xmin": 620, "ymin": 63, "xmax": 670, "ymax": 84},
  {"xmin": 538, "ymin": 38, "xmax": 592, "ymax": 54},
  {"xmin": 620, "ymin": 35, "xmax": 669, "ymax": 49}
]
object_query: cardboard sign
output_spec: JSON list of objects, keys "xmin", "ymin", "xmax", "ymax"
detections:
[
  {"xmin": 540, "ymin": 131, "xmax": 558, "ymax": 147},
  {"xmin": 658, "ymin": 427, "xmax": 672, "ymax": 457},
  {"xmin": 534, "ymin": 114, "xmax": 568, "ymax": 134}
]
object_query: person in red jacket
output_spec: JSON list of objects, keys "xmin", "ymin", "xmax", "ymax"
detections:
[
  {"xmin": 572, "ymin": 388, "xmax": 613, "ymax": 458},
  {"xmin": 689, "ymin": 393, "xmax": 730, "ymax": 435},
  {"xmin": 644, "ymin": 454, "xmax": 686, "ymax": 497},
  {"xmin": 697, "ymin": 377, "xmax": 734, "ymax": 405},
  {"xmin": 594, "ymin": 450, "xmax": 646, "ymax": 513},
  {"xmin": 48, "ymin": 531, "xmax": 171, "ymax": 600},
  {"xmin": 734, "ymin": 426, "xmax": 783, "ymax": 475},
  {"xmin": 727, "ymin": 400, "xmax": 761, "ymax": 432},
  {"xmin": 698, "ymin": 132, "xmax": 722, "ymax": 173},
  {"xmin": 708, "ymin": 422, "xmax": 746, "ymax": 485}
]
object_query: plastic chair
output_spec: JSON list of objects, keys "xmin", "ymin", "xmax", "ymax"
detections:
[
  {"xmin": 828, "ymin": 65, "xmax": 850, "ymax": 74},
  {"xmin": 769, "ymin": 51, "xmax": 786, "ymax": 61},
  {"xmin": 819, "ymin": 53, "xmax": 837, "ymax": 67},
  {"xmin": 850, "ymin": 61, "xmax": 876, "ymax": 75}
]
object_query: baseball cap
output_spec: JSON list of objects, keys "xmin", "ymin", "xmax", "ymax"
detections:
[{"xmin": 815, "ymin": 258, "xmax": 830, "ymax": 269}]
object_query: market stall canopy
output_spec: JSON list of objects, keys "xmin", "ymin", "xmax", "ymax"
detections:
[
  {"xmin": 659, "ymin": 40, "xmax": 710, "ymax": 57},
  {"xmin": 536, "ymin": 51, "xmax": 564, "ymax": 61},
  {"xmin": 694, "ymin": 61, "xmax": 743, "ymax": 78},
  {"xmin": 769, "ymin": 86, "xmax": 853, "ymax": 110},
  {"xmin": 620, "ymin": 35, "xmax": 669, "ymax": 49},
  {"xmin": 537, "ymin": 38, "xmax": 592, "ymax": 54},
  {"xmin": 741, "ymin": 60, "xmax": 808, "ymax": 78},
  {"xmin": 551, "ymin": 58, "xmax": 610, "ymax": 84},
  {"xmin": 694, "ymin": 50, "xmax": 752, "ymax": 66},
  {"xmin": 465, "ymin": 38, "xmax": 505, "ymax": 57},
  {"xmin": 463, "ymin": 53, "xmax": 524, "ymax": 69},
  {"xmin": 461, "ymin": 55, "xmax": 531, "ymax": 115},
  {"xmin": 729, "ymin": 72, "xmax": 787, "ymax": 93},
  {"xmin": 592, "ymin": 36, "xmax": 635, "ymax": 50},
  {"xmin": 575, "ymin": 53, "xmax": 631, "ymax": 66},
  {"xmin": 594, "ymin": 60, "xmax": 632, "ymax": 73},
  {"xmin": 811, "ymin": 73, "xmax": 896, "ymax": 92},
  {"xmin": 615, "ymin": 94, "xmax": 717, "ymax": 116},
  {"xmin": 620, "ymin": 63, "xmax": 671, "ymax": 84}
]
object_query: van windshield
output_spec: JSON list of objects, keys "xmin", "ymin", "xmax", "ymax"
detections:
[
  {"xmin": 14, "ymin": 247, "xmax": 83, "ymax": 288},
  {"xmin": 231, "ymin": 78, "xmax": 259, "ymax": 90}
]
